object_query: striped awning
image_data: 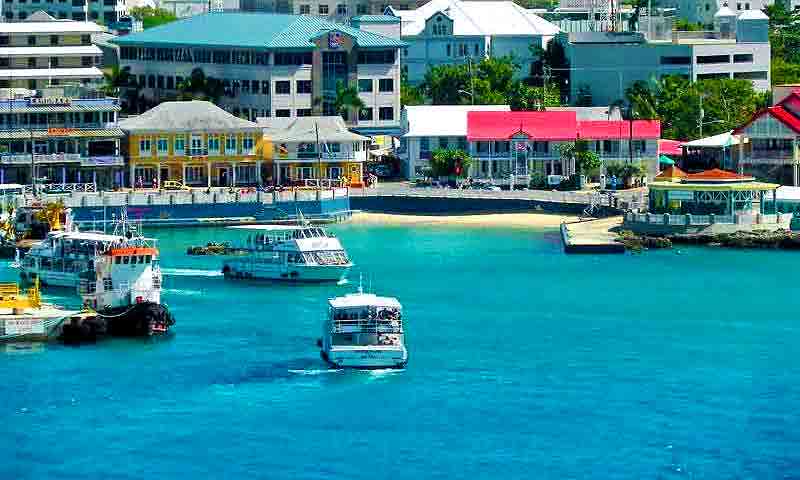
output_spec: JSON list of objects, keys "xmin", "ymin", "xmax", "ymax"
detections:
[
  {"xmin": 0, "ymin": 104, "xmax": 121, "ymax": 114},
  {"xmin": 0, "ymin": 128, "xmax": 124, "ymax": 140}
]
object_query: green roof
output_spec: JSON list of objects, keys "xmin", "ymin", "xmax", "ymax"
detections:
[
  {"xmin": 113, "ymin": 13, "xmax": 406, "ymax": 50},
  {"xmin": 351, "ymin": 15, "xmax": 401, "ymax": 23}
]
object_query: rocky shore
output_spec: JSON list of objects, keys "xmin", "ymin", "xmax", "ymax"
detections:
[{"xmin": 616, "ymin": 229, "xmax": 800, "ymax": 251}]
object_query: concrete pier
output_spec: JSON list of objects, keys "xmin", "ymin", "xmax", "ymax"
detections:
[{"xmin": 561, "ymin": 217, "xmax": 625, "ymax": 254}]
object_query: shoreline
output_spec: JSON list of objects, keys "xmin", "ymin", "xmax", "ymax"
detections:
[{"xmin": 350, "ymin": 211, "xmax": 578, "ymax": 228}]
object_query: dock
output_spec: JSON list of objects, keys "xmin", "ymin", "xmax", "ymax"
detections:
[{"xmin": 561, "ymin": 216, "xmax": 625, "ymax": 254}]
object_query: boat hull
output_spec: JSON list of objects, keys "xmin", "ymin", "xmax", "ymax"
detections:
[
  {"xmin": 223, "ymin": 262, "xmax": 350, "ymax": 283},
  {"xmin": 102, "ymin": 302, "xmax": 175, "ymax": 337},
  {"xmin": 0, "ymin": 309, "xmax": 77, "ymax": 343},
  {"xmin": 321, "ymin": 346, "xmax": 408, "ymax": 369},
  {"xmin": 20, "ymin": 268, "xmax": 79, "ymax": 288}
]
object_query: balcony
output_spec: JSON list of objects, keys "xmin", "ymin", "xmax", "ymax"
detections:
[{"xmin": 0, "ymin": 153, "xmax": 123, "ymax": 166}]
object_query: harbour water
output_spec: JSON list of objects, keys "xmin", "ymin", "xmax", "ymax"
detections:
[{"xmin": 3, "ymin": 222, "xmax": 800, "ymax": 478}]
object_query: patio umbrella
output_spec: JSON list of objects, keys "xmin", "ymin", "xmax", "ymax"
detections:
[{"xmin": 659, "ymin": 155, "xmax": 675, "ymax": 165}]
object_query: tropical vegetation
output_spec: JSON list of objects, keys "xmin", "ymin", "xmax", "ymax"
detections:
[
  {"xmin": 176, "ymin": 68, "xmax": 224, "ymax": 103},
  {"xmin": 129, "ymin": 7, "xmax": 178, "ymax": 30},
  {"xmin": 313, "ymin": 81, "xmax": 365, "ymax": 121},
  {"xmin": 429, "ymin": 148, "xmax": 472, "ymax": 178},
  {"xmin": 765, "ymin": 3, "xmax": 800, "ymax": 85}
]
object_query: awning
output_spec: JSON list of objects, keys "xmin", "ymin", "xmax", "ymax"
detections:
[
  {"xmin": 659, "ymin": 155, "xmax": 675, "ymax": 165},
  {"xmin": 682, "ymin": 131, "xmax": 740, "ymax": 148},
  {"xmin": 658, "ymin": 139, "xmax": 683, "ymax": 156}
]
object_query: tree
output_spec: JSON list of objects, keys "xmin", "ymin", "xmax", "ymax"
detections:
[
  {"xmin": 507, "ymin": 82, "xmax": 561, "ymax": 110},
  {"xmin": 766, "ymin": 4, "xmax": 800, "ymax": 85},
  {"xmin": 313, "ymin": 81, "xmax": 365, "ymax": 120},
  {"xmin": 429, "ymin": 148, "xmax": 472, "ymax": 178},
  {"xmin": 422, "ymin": 64, "xmax": 470, "ymax": 105},
  {"xmin": 530, "ymin": 39, "xmax": 569, "ymax": 101},
  {"xmin": 401, "ymin": 80, "xmax": 425, "ymax": 107},
  {"xmin": 176, "ymin": 68, "xmax": 224, "ymax": 103},
  {"xmin": 674, "ymin": 19, "xmax": 703, "ymax": 31},
  {"xmin": 129, "ymin": 6, "xmax": 178, "ymax": 30},
  {"xmin": 102, "ymin": 65, "xmax": 133, "ymax": 97},
  {"xmin": 421, "ymin": 56, "xmax": 520, "ymax": 105}
]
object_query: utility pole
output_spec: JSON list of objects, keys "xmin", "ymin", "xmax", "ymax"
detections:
[{"xmin": 467, "ymin": 56, "xmax": 474, "ymax": 105}]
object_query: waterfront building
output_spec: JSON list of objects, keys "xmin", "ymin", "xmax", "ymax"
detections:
[
  {"xmin": 0, "ymin": 18, "xmax": 105, "ymax": 90},
  {"xmin": 118, "ymin": 100, "xmax": 265, "ymax": 188},
  {"xmin": 624, "ymin": 166, "xmax": 791, "ymax": 233},
  {"xmin": 0, "ymin": 86, "xmax": 124, "ymax": 190},
  {"xmin": 259, "ymin": 115, "xmax": 370, "ymax": 186},
  {"xmin": 465, "ymin": 110, "xmax": 661, "ymax": 184},
  {"xmin": 2, "ymin": 0, "xmax": 127, "ymax": 23},
  {"xmin": 400, "ymin": 104, "xmax": 510, "ymax": 179},
  {"xmin": 732, "ymin": 88, "xmax": 800, "ymax": 186},
  {"xmin": 558, "ymin": 9, "xmax": 770, "ymax": 106},
  {"xmin": 114, "ymin": 13, "xmax": 405, "ymax": 135},
  {"xmin": 663, "ymin": 0, "xmax": 770, "ymax": 27},
  {"xmin": 388, "ymin": 0, "xmax": 560, "ymax": 85}
]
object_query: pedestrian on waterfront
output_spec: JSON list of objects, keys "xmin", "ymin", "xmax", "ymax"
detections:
[
  {"xmin": 152, "ymin": 178, "xmax": 158, "ymax": 190},
  {"xmin": 611, "ymin": 175, "xmax": 617, "ymax": 191}
]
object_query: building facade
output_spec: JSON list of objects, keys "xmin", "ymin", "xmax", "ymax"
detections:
[
  {"xmin": 465, "ymin": 110, "xmax": 661, "ymax": 184},
  {"xmin": 2, "ymin": 1, "xmax": 127, "ymax": 23},
  {"xmin": 0, "ymin": 87, "xmax": 124, "ymax": 190},
  {"xmin": 389, "ymin": 0, "xmax": 560, "ymax": 85},
  {"xmin": 560, "ymin": 9, "xmax": 770, "ymax": 106},
  {"xmin": 400, "ymin": 104, "xmax": 510, "ymax": 179},
  {"xmin": 119, "ymin": 100, "xmax": 265, "ymax": 188},
  {"xmin": 259, "ymin": 115, "xmax": 370, "ymax": 186},
  {"xmin": 114, "ymin": 13, "xmax": 405, "ymax": 135},
  {"xmin": 0, "ymin": 19, "xmax": 105, "ymax": 90}
]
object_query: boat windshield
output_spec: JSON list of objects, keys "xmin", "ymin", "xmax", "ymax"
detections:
[{"xmin": 293, "ymin": 228, "xmax": 328, "ymax": 239}]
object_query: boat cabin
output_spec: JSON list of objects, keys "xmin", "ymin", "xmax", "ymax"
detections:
[{"xmin": 327, "ymin": 293, "xmax": 403, "ymax": 346}]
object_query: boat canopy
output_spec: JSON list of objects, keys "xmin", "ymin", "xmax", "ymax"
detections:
[
  {"xmin": 227, "ymin": 225, "xmax": 306, "ymax": 232},
  {"xmin": 329, "ymin": 293, "xmax": 402, "ymax": 309}
]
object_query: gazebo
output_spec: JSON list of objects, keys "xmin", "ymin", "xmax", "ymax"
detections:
[{"xmin": 681, "ymin": 131, "xmax": 742, "ymax": 171}]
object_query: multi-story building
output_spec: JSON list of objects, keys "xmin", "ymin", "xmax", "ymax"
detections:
[
  {"xmin": 114, "ymin": 13, "xmax": 405, "ymax": 135},
  {"xmin": 0, "ymin": 18, "xmax": 104, "ymax": 90},
  {"xmin": 239, "ymin": 0, "xmax": 416, "ymax": 20},
  {"xmin": 559, "ymin": 8, "xmax": 770, "ymax": 107},
  {"xmin": 464, "ymin": 110, "xmax": 661, "ymax": 183},
  {"xmin": 664, "ymin": 0, "xmax": 771, "ymax": 27},
  {"xmin": 0, "ymin": 86, "xmax": 124, "ymax": 190},
  {"xmin": 2, "ymin": 0, "xmax": 127, "ymax": 23},
  {"xmin": 400, "ymin": 104, "xmax": 510, "ymax": 179},
  {"xmin": 389, "ymin": 0, "xmax": 560, "ymax": 85},
  {"xmin": 118, "ymin": 100, "xmax": 265, "ymax": 188},
  {"xmin": 259, "ymin": 115, "xmax": 370, "ymax": 186}
]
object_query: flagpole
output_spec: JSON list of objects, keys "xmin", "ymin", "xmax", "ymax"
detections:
[{"xmin": 315, "ymin": 121, "xmax": 321, "ymax": 192}]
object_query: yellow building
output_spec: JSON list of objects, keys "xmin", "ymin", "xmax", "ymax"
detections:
[
  {"xmin": 120, "ymin": 101, "xmax": 265, "ymax": 187},
  {"xmin": 258, "ymin": 116, "xmax": 369, "ymax": 187}
]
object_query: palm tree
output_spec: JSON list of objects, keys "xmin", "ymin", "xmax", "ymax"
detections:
[
  {"xmin": 102, "ymin": 65, "xmax": 133, "ymax": 96},
  {"xmin": 176, "ymin": 68, "xmax": 224, "ymax": 103},
  {"xmin": 314, "ymin": 81, "xmax": 365, "ymax": 121}
]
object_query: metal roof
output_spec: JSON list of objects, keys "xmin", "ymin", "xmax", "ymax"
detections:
[
  {"xmin": 403, "ymin": 105, "xmax": 510, "ymax": 137},
  {"xmin": 258, "ymin": 116, "xmax": 369, "ymax": 143},
  {"xmin": 351, "ymin": 15, "xmax": 401, "ymax": 23},
  {"xmin": 113, "ymin": 13, "xmax": 406, "ymax": 50},
  {"xmin": 0, "ymin": 128, "xmax": 123, "ymax": 140},
  {"xmin": 119, "ymin": 101, "xmax": 261, "ymax": 133},
  {"xmin": 0, "ymin": 21, "xmax": 103, "ymax": 34},
  {"xmin": 0, "ymin": 45, "xmax": 103, "ymax": 57},
  {"xmin": 0, "ymin": 67, "xmax": 103, "ymax": 79}
]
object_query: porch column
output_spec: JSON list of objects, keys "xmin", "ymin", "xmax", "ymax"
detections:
[
  {"xmin": 157, "ymin": 164, "xmax": 162, "ymax": 188},
  {"xmin": 0, "ymin": 168, "xmax": 4, "ymax": 184},
  {"xmin": 232, "ymin": 162, "xmax": 237, "ymax": 186},
  {"xmin": 76, "ymin": 170, "xmax": 81, "ymax": 184},
  {"xmin": 92, "ymin": 170, "xmax": 97, "ymax": 190},
  {"xmin": 794, "ymin": 137, "xmax": 799, "ymax": 187},
  {"xmin": 207, "ymin": 160, "xmax": 211, "ymax": 188},
  {"xmin": 738, "ymin": 139, "xmax": 745, "ymax": 175},
  {"xmin": 129, "ymin": 161, "xmax": 135, "ymax": 188},
  {"xmin": 256, "ymin": 160, "xmax": 263, "ymax": 185},
  {"xmin": 181, "ymin": 162, "xmax": 185, "ymax": 183}
]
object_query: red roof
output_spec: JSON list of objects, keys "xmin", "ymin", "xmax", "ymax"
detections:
[
  {"xmin": 658, "ymin": 139, "xmax": 683, "ymax": 156},
  {"xmin": 734, "ymin": 105, "xmax": 800, "ymax": 135},
  {"xmin": 466, "ymin": 111, "xmax": 577, "ymax": 141},
  {"xmin": 577, "ymin": 120, "xmax": 661, "ymax": 140},
  {"xmin": 654, "ymin": 165, "xmax": 687, "ymax": 180},
  {"xmin": 466, "ymin": 111, "xmax": 661, "ymax": 141},
  {"xmin": 685, "ymin": 168, "xmax": 752, "ymax": 181}
]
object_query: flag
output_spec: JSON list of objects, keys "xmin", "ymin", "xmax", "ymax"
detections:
[
  {"xmin": 515, "ymin": 142, "xmax": 528, "ymax": 152},
  {"xmin": 328, "ymin": 31, "xmax": 344, "ymax": 49}
]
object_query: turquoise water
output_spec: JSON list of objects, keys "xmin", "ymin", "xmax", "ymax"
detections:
[{"xmin": 3, "ymin": 222, "xmax": 800, "ymax": 478}]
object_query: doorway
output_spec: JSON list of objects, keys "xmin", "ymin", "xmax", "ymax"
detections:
[{"xmin": 218, "ymin": 167, "xmax": 229, "ymax": 186}]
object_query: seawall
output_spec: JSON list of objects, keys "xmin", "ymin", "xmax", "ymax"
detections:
[{"xmin": 351, "ymin": 195, "xmax": 619, "ymax": 216}]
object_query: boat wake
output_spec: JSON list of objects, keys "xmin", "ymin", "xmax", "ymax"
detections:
[
  {"xmin": 336, "ymin": 278, "xmax": 349, "ymax": 286},
  {"xmin": 162, "ymin": 288, "xmax": 202, "ymax": 297},
  {"xmin": 161, "ymin": 268, "xmax": 224, "ymax": 277},
  {"xmin": 288, "ymin": 368, "xmax": 343, "ymax": 375}
]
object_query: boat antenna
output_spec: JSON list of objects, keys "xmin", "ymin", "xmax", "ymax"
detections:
[{"xmin": 358, "ymin": 272, "xmax": 363, "ymax": 294}]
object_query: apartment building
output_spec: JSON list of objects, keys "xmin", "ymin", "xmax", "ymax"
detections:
[
  {"xmin": 0, "ymin": 19, "xmax": 104, "ymax": 90},
  {"xmin": 0, "ymin": 86, "xmax": 124, "ymax": 189},
  {"xmin": 2, "ymin": 0, "xmax": 127, "ymax": 23},
  {"xmin": 114, "ymin": 13, "xmax": 405, "ymax": 135},
  {"xmin": 560, "ymin": 9, "xmax": 770, "ymax": 106},
  {"xmin": 238, "ymin": 0, "xmax": 416, "ymax": 20}
]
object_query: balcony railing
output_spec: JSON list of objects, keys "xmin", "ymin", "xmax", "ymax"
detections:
[{"xmin": 0, "ymin": 154, "xmax": 123, "ymax": 166}]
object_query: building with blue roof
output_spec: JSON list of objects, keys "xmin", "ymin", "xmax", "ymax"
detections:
[{"xmin": 114, "ymin": 12, "xmax": 406, "ymax": 135}]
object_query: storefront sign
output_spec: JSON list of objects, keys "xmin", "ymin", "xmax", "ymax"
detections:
[
  {"xmin": 29, "ymin": 97, "xmax": 72, "ymax": 106},
  {"xmin": 47, "ymin": 128, "xmax": 74, "ymax": 136}
]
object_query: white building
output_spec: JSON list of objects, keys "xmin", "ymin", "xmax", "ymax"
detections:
[
  {"xmin": 399, "ymin": 104, "xmax": 510, "ymax": 178},
  {"xmin": 0, "ymin": 19, "xmax": 104, "ymax": 90},
  {"xmin": 388, "ymin": 0, "xmax": 560, "ymax": 85},
  {"xmin": 115, "ymin": 13, "xmax": 405, "ymax": 135},
  {"xmin": 3, "ymin": 0, "xmax": 127, "ymax": 23},
  {"xmin": 667, "ymin": 0, "xmax": 772, "ymax": 27}
]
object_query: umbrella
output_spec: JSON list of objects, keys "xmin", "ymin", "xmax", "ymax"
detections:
[{"xmin": 659, "ymin": 155, "xmax": 675, "ymax": 165}]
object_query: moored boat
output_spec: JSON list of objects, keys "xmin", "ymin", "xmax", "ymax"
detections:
[
  {"xmin": 321, "ymin": 288, "xmax": 407, "ymax": 369},
  {"xmin": 0, "ymin": 281, "xmax": 79, "ymax": 343}
]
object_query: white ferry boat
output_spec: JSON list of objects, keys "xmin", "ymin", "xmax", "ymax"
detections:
[
  {"xmin": 222, "ymin": 224, "xmax": 352, "ymax": 282},
  {"xmin": 321, "ymin": 289, "xmax": 407, "ymax": 369}
]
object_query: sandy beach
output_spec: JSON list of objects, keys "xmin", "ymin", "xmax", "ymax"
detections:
[{"xmin": 350, "ymin": 211, "xmax": 577, "ymax": 228}]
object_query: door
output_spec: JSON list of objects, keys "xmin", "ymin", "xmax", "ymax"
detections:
[
  {"xmin": 219, "ymin": 168, "xmax": 229, "ymax": 186},
  {"xmin": 160, "ymin": 167, "xmax": 169, "ymax": 183},
  {"xmin": 512, "ymin": 141, "xmax": 528, "ymax": 176}
]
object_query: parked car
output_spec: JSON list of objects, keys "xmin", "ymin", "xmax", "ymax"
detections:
[{"xmin": 162, "ymin": 180, "xmax": 191, "ymax": 191}]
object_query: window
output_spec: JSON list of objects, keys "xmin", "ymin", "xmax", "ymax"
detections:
[
  {"xmin": 274, "ymin": 52, "xmax": 312, "ymax": 65},
  {"xmin": 439, "ymin": 137, "xmax": 449, "ymax": 149},
  {"xmin": 432, "ymin": 16, "xmax": 448, "ymax": 35},
  {"xmin": 27, "ymin": 36, "xmax": 36, "ymax": 46},
  {"xmin": 147, "ymin": 75, "xmax": 155, "ymax": 88},
  {"xmin": 49, "ymin": 57, "xmax": 59, "ymax": 67},
  {"xmin": 705, "ymin": 2, "xmax": 710, "ymax": 10},
  {"xmin": 737, "ymin": 2, "xmax": 742, "ymax": 8},
  {"xmin": 208, "ymin": 136, "xmax": 220, "ymax": 153},
  {"xmin": 261, "ymin": 80, "xmax": 270, "ymax": 94},
  {"xmin": 336, "ymin": 3, "xmax": 346, "ymax": 14},
  {"xmin": 275, "ymin": 80, "xmax": 291, "ymax": 94},
  {"xmin": 357, "ymin": 3, "xmax": 367, "ymax": 13},
  {"xmin": 745, "ymin": 2, "xmax": 749, "ymax": 8},
  {"xmin": 156, "ymin": 75, "xmax": 164, "ymax": 88},
  {"xmin": 660, "ymin": 56, "xmax": 691, "ymax": 65},
  {"xmin": 276, "ymin": 109, "xmax": 290, "ymax": 117},
  {"xmin": 378, "ymin": 78, "xmax": 394, "ymax": 92},
  {"xmin": 139, "ymin": 138, "xmax": 151, "ymax": 155},
  {"xmin": 0, "ymin": 36, "xmax": 8, "ymax": 46},
  {"xmin": 82, "ymin": 56, "xmax": 93, "ymax": 67},
  {"xmin": 157, "ymin": 137, "xmax": 169, "ymax": 155},
  {"xmin": 50, "ymin": 35, "xmax": 58, "ymax": 45},
  {"xmin": 358, "ymin": 50, "xmax": 396, "ymax": 64},
  {"xmin": 299, "ymin": 4, "xmax": 310, "ymax": 13},
  {"xmin": 296, "ymin": 108, "xmax": 312, "ymax": 117},
  {"xmin": 225, "ymin": 136, "xmax": 237, "ymax": 152},
  {"xmin": 733, "ymin": 53, "xmax": 753, "ymax": 63},
  {"xmin": 185, "ymin": 166, "xmax": 204, "ymax": 183},
  {"xmin": 697, "ymin": 72, "xmax": 729, "ymax": 80},
  {"xmin": 103, "ymin": 277, "xmax": 113, "ymax": 291},
  {"xmin": 696, "ymin": 54, "xmax": 729, "ymax": 64},
  {"xmin": 190, "ymin": 135, "xmax": 204, "ymax": 155},
  {"xmin": 733, "ymin": 71, "xmax": 768, "ymax": 80},
  {"xmin": 420, "ymin": 137, "xmax": 430, "ymax": 151},
  {"xmin": 318, "ymin": 4, "xmax": 329, "ymax": 14},
  {"xmin": 174, "ymin": 137, "xmax": 185, "ymax": 154},
  {"xmin": 242, "ymin": 137, "xmax": 255, "ymax": 153},
  {"xmin": 446, "ymin": 44, "xmax": 451, "ymax": 56},
  {"xmin": 358, "ymin": 79, "xmax": 373, "ymax": 93},
  {"xmin": 359, "ymin": 108, "xmax": 373, "ymax": 121},
  {"xmin": 296, "ymin": 80, "xmax": 312, "ymax": 94},
  {"xmin": 28, "ymin": 58, "xmax": 37, "ymax": 68},
  {"xmin": 379, "ymin": 107, "xmax": 393, "ymax": 121}
]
